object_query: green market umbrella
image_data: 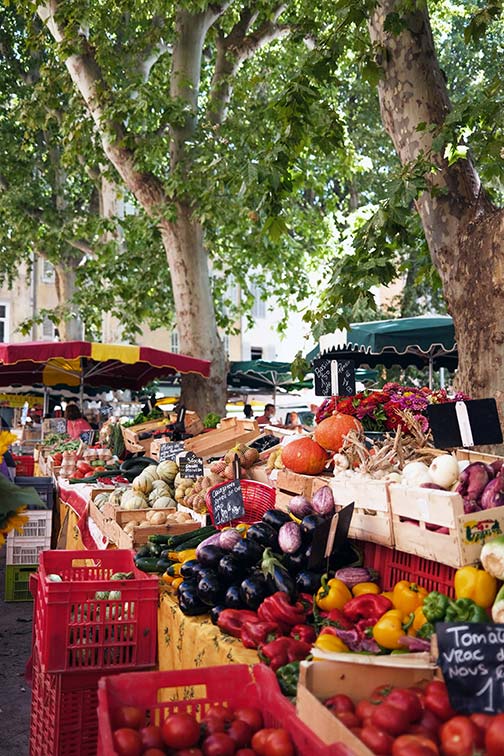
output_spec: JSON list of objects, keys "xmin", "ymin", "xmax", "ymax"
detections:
[
  {"xmin": 308, "ymin": 315, "xmax": 457, "ymax": 387},
  {"xmin": 228, "ymin": 360, "xmax": 378, "ymax": 399}
]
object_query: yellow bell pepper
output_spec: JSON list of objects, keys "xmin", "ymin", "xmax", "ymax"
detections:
[
  {"xmin": 454, "ymin": 566, "xmax": 497, "ymax": 609},
  {"xmin": 314, "ymin": 634, "xmax": 350, "ymax": 653},
  {"xmin": 392, "ymin": 580, "xmax": 428, "ymax": 615},
  {"xmin": 407, "ymin": 606, "xmax": 428, "ymax": 637},
  {"xmin": 352, "ymin": 582, "xmax": 380, "ymax": 597},
  {"xmin": 315, "ymin": 576, "xmax": 352, "ymax": 611},
  {"xmin": 372, "ymin": 609, "xmax": 405, "ymax": 650}
]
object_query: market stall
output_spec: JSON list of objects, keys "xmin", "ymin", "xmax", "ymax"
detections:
[{"xmin": 10, "ymin": 382, "xmax": 504, "ymax": 756}]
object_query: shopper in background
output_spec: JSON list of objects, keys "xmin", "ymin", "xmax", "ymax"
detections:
[
  {"xmin": 256, "ymin": 403, "xmax": 277, "ymax": 425},
  {"xmin": 65, "ymin": 404, "xmax": 93, "ymax": 439},
  {"xmin": 244, "ymin": 404, "xmax": 254, "ymax": 419}
]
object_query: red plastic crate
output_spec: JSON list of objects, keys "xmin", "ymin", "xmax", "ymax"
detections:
[
  {"xmin": 29, "ymin": 648, "xmax": 147, "ymax": 756},
  {"xmin": 363, "ymin": 542, "xmax": 456, "ymax": 596},
  {"xmin": 205, "ymin": 479, "xmax": 276, "ymax": 529},
  {"xmin": 13, "ymin": 454, "xmax": 35, "ymax": 476},
  {"xmin": 34, "ymin": 550, "xmax": 158, "ymax": 673},
  {"xmin": 97, "ymin": 664, "xmax": 352, "ymax": 756}
]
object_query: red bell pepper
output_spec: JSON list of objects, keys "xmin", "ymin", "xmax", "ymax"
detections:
[
  {"xmin": 260, "ymin": 636, "xmax": 311, "ymax": 671},
  {"xmin": 343, "ymin": 594, "xmax": 392, "ymax": 624},
  {"xmin": 286, "ymin": 638, "xmax": 311, "ymax": 663},
  {"xmin": 290, "ymin": 624, "xmax": 316, "ymax": 644},
  {"xmin": 260, "ymin": 637, "xmax": 292, "ymax": 671},
  {"xmin": 240, "ymin": 620, "xmax": 281, "ymax": 649},
  {"xmin": 258, "ymin": 592, "xmax": 307, "ymax": 628},
  {"xmin": 217, "ymin": 609, "xmax": 258, "ymax": 638},
  {"xmin": 318, "ymin": 607, "xmax": 354, "ymax": 630}
]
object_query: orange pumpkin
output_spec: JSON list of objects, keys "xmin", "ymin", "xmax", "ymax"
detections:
[
  {"xmin": 314, "ymin": 413, "xmax": 363, "ymax": 452},
  {"xmin": 282, "ymin": 437, "xmax": 328, "ymax": 475}
]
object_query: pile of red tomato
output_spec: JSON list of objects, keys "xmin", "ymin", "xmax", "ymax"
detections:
[
  {"xmin": 112, "ymin": 703, "xmax": 295, "ymax": 756},
  {"xmin": 324, "ymin": 679, "xmax": 504, "ymax": 755}
]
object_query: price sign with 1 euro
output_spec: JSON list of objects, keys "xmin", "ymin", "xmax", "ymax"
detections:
[{"xmin": 437, "ymin": 622, "xmax": 504, "ymax": 714}]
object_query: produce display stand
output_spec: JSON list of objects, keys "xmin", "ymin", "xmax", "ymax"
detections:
[
  {"xmin": 158, "ymin": 591, "xmax": 259, "ymax": 671},
  {"xmin": 389, "ymin": 482, "xmax": 504, "ymax": 567},
  {"xmin": 313, "ymin": 475, "xmax": 393, "ymax": 547},
  {"xmin": 121, "ymin": 418, "xmax": 171, "ymax": 453}
]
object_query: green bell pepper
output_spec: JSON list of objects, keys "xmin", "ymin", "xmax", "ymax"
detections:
[
  {"xmin": 276, "ymin": 661, "xmax": 300, "ymax": 698},
  {"xmin": 422, "ymin": 591, "xmax": 449, "ymax": 623},
  {"xmin": 416, "ymin": 622, "xmax": 436, "ymax": 640},
  {"xmin": 445, "ymin": 598, "xmax": 489, "ymax": 623}
]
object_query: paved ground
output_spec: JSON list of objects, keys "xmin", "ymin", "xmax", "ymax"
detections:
[{"xmin": 0, "ymin": 548, "xmax": 32, "ymax": 756}]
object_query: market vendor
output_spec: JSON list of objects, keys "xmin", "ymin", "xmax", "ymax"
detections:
[{"xmin": 64, "ymin": 404, "xmax": 93, "ymax": 439}]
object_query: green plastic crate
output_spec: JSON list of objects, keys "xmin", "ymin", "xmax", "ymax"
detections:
[{"xmin": 4, "ymin": 563, "xmax": 37, "ymax": 601}]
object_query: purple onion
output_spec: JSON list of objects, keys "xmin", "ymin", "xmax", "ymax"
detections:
[
  {"xmin": 456, "ymin": 462, "xmax": 493, "ymax": 512},
  {"xmin": 398, "ymin": 635, "xmax": 431, "ymax": 652},
  {"xmin": 481, "ymin": 472, "xmax": 504, "ymax": 510},
  {"xmin": 420, "ymin": 482, "xmax": 445, "ymax": 490},
  {"xmin": 334, "ymin": 628, "xmax": 381, "ymax": 654}
]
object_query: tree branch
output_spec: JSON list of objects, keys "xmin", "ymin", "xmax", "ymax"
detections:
[
  {"xmin": 209, "ymin": 4, "xmax": 289, "ymax": 125},
  {"xmin": 37, "ymin": 1, "xmax": 168, "ymax": 217},
  {"xmin": 67, "ymin": 238, "xmax": 94, "ymax": 256}
]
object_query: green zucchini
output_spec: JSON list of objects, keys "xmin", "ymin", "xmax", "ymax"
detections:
[
  {"xmin": 135, "ymin": 545, "xmax": 151, "ymax": 559},
  {"xmin": 134, "ymin": 557, "xmax": 160, "ymax": 573},
  {"xmin": 120, "ymin": 457, "xmax": 157, "ymax": 472},
  {"xmin": 173, "ymin": 528, "xmax": 218, "ymax": 551},
  {"xmin": 156, "ymin": 558, "xmax": 173, "ymax": 572},
  {"xmin": 148, "ymin": 534, "xmax": 171, "ymax": 545}
]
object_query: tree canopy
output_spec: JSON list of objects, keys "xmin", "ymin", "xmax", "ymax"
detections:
[{"xmin": 2, "ymin": 1, "xmax": 504, "ymax": 409}]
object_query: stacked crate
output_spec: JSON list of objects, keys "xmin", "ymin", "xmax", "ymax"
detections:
[
  {"xmin": 5, "ymin": 508, "xmax": 52, "ymax": 602},
  {"xmin": 29, "ymin": 549, "xmax": 158, "ymax": 756}
]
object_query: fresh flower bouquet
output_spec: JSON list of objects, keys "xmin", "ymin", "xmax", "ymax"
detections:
[{"xmin": 315, "ymin": 383, "xmax": 470, "ymax": 434}]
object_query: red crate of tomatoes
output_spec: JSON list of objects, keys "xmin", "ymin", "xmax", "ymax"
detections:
[{"xmin": 97, "ymin": 663, "xmax": 353, "ymax": 756}]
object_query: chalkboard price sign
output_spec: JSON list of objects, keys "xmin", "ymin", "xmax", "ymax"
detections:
[
  {"xmin": 79, "ymin": 430, "xmax": 95, "ymax": 445},
  {"xmin": 179, "ymin": 451, "xmax": 204, "ymax": 480},
  {"xmin": 437, "ymin": 622, "xmax": 504, "ymax": 713},
  {"xmin": 308, "ymin": 502, "xmax": 355, "ymax": 570},
  {"xmin": 209, "ymin": 479, "xmax": 245, "ymax": 526},
  {"xmin": 313, "ymin": 358, "xmax": 356, "ymax": 397},
  {"xmin": 427, "ymin": 399, "xmax": 503, "ymax": 449},
  {"xmin": 158, "ymin": 440, "xmax": 185, "ymax": 462}
]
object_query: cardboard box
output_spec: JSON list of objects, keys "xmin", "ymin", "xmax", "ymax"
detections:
[
  {"xmin": 312, "ymin": 475, "xmax": 394, "ymax": 547},
  {"xmin": 297, "ymin": 660, "xmax": 436, "ymax": 754},
  {"xmin": 389, "ymin": 482, "xmax": 504, "ymax": 568}
]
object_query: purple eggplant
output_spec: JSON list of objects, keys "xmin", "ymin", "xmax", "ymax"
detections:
[{"xmin": 278, "ymin": 521, "xmax": 302, "ymax": 554}]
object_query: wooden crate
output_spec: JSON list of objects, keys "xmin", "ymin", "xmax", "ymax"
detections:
[
  {"xmin": 456, "ymin": 449, "xmax": 504, "ymax": 465},
  {"xmin": 389, "ymin": 483, "xmax": 504, "ymax": 568},
  {"xmin": 121, "ymin": 419, "xmax": 170, "ymax": 454},
  {"xmin": 274, "ymin": 470, "xmax": 330, "ymax": 513},
  {"xmin": 149, "ymin": 436, "xmax": 177, "ymax": 460},
  {"xmin": 130, "ymin": 520, "xmax": 199, "ymax": 546},
  {"xmin": 184, "ymin": 418, "xmax": 260, "ymax": 460},
  {"xmin": 312, "ymin": 475, "xmax": 393, "ymax": 547},
  {"xmin": 88, "ymin": 501, "xmax": 130, "ymax": 548},
  {"xmin": 89, "ymin": 501, "xmax": 200, "ymax": 548},
  {"xmin": 297, "ymin": 660, "xmax": 435, "ymax": 755},
  {"xmin": 102, "ymin": 501, "xmax": 180, "ymax": 527}
]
